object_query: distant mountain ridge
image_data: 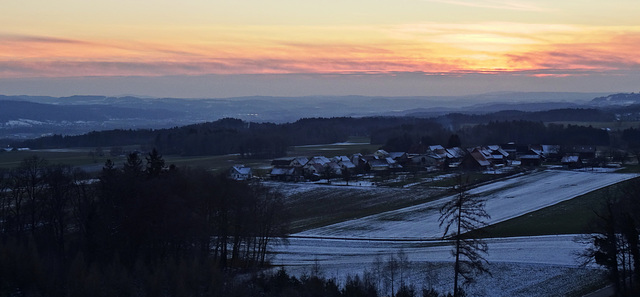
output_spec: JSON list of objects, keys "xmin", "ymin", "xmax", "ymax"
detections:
[
  {"xmin": 0, "ymin": 91, "xmax": 629, "ymax": 139},
  {"xmin": 0, "ymin": 100, "xmax": 177, "ymax": 122},
  {"xmin": 591, "ymin": 92, "xmax": 640, "ymax": 106}
]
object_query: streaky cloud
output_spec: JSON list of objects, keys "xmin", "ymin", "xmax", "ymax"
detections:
[{"xmin": 422, "ymin": 0, "xmax": 545, "ymax": 11}]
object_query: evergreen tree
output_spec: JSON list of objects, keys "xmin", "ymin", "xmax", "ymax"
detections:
[
  {"xmin": 145, "ymin": 148, "xmax": 165, "ymax": 178},
  {"xmin": 447, "ymin": 134, "xmax": 461, "ymax": 148}
]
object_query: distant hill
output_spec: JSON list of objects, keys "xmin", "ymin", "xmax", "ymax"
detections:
[
  {"xmin": 0, "ymin": 99, "xmax": 181, "ymax": 139},
  {"xmin": 410, "ymin": 108, "xmax": 615, "ymax": 129},
  {"xmin": 591, "ymin": 93, "xmax": 640, "ymax": 106},
  {"xmin": 0, "ymin": 91, "xmax": 625, "ymax": 139},
  {"xmin": 0, "ymin": 100, "xmax": 178, "ymax": 122}
]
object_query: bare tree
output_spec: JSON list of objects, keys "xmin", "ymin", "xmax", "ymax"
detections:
[
  {"xmin": 438, "ymin": 174, "xmax": 491, "ymax": 297},
  {"xmin": 15, "ymin": 156, "xmax": 48, "ymax": 235},
  {"xmin": 0, "ymin": 168, "xmax": 9, "ymax": 235},
  {"xmin": 580, "ymin": 183, "xmax": 640, "ymax": 296},
  {"xmin": 384, "ymin": 253, "xmax": 399, "ymax": 297}
]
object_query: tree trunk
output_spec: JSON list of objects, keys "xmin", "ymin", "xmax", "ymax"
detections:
[{"xmin": 454, "ymin": 199, "xmax": 462, "ymax": 297}]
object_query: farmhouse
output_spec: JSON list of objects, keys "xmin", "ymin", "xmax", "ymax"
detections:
[
  {"xmin": 461, "ymin": 150, "xmax": 492, "ymax": 170},
  {"xmin": 409, "ymin": 153, "xmax": 440, "ymax": 167},
  {"xmin": 561, "ymin": 155, "xmax": 583, "ymax": 169},
  {"xmin": 563, "ymin": 145, "xmax": 597, "ymax": 160},
  {"xmin": 307, "ymin": 156, "xmax": 331, "ymax": 166},
  {"xmin": 520, "ymin": 155, "xmax": 542, "ymax": 167},
  {"xmin": 270, "ymin": 167, "xmax": 300, "ymax": 181},
  {"xmin": 229, "ymin": 165, "xmax": 252, "ymax": 181}
]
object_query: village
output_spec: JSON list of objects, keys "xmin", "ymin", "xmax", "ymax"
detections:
[{"xmin": 229, "ymin": 142, "xmax": 607, "ymax": 182}]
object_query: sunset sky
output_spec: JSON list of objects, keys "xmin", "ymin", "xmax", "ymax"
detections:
[{"xmin": 1, "ymin": 0, "xmax": 639, "ymax": 97}]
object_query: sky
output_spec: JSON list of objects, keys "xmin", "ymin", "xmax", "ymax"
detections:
[{"xmin": 1, "ymin": 0, "xmax": 639, "ymax": 98}]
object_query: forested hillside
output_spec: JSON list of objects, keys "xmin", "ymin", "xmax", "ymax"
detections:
[{"xmin": 14, "ymin": 111, "xmax": 637, "ymax": 157}]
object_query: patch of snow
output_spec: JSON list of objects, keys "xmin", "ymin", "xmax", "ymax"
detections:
[
  {"xmin": 297, "ymin": 170, "xmax": 638, "ymax": 239},
  {"xmin": 273, "ymin": 235, "xmax": 603, "ymax": 297}
]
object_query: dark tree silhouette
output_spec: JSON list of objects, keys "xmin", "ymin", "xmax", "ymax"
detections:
[
  {"xmin": 438, "ymin": 175, "xmax": 490, "ymax": 297},
  {"xmin": 145, "ymin": 148, "xmax": 165, "ymax": 177},
  {"xmin": 342, "ymin": 167, "xmax": 352, "ymax": 186},
  {"xmin": 581, "ymin": 181, "xmax": 640, "ymax": 296},
  {"xmin": 447, "ymin": 134, "xmax": 462, "ymax": 148}
]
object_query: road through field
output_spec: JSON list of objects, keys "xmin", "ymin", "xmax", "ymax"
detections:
[{"xmin": 296, "ymin": 170, "xmax": 638, "ymax": 239}]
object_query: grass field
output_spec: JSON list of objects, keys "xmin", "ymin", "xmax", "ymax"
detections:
[
  {"xmin": 478, "ymin": 177, "xmax": 640, "ymax": 238},
  {"xmin": 279, "ymin": 184, "xmax": 449, "ymax": 233},
  {"xmin": 287, "ymin": 137, "xmax": 379, "ymax": 157},
  {"xmin": 0, "ymin": 137, "xmax": 380, "ymax": 175},
  {"xmin": 0, "ymin": 149, "xmax": 115, "ymax": 169},
  {"xmin": 546, "ymin": 121, "xmax": 640, "ymax": 130}
]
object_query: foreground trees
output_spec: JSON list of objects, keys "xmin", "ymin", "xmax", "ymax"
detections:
[
  {"xmin": 0, "ymin": 152, "xmax": 290, "ymax": 296},
  {"xmin": 438, "ymin": 175, "xmax": 491, "ymax": 297},
  {"xmin": 582, "ymin": 180, "xmax": 640, "ymax": 296}
]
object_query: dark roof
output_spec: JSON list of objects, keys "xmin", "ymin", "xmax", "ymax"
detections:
[
  {"xmin": 520, "ymin": 155, "xmax": 541, "ymax": 160},
  {"xmin": 564, "ymin": 145, "xmax": 596, "ymax": 153}
]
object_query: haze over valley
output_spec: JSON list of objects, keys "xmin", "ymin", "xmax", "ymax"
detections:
[{"xmin": 2, "ymin": 91, "xmax": 638, "ymax": 140}]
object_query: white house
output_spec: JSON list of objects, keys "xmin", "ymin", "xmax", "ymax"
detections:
[{"xmin": 230, "ymin": 165, "xmax": 252, "ymax": 181}]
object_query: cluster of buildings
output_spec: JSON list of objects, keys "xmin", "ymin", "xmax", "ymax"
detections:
[{"xmin": 229, "ymin": 143, "xmax": 599, "ymax": 181}]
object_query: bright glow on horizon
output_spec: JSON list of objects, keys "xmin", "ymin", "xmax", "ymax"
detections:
[{"xmin": 1, "ymin": 0, "xmax": 639, "ymax": 96}]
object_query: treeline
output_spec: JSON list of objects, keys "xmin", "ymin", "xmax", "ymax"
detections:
[
  {"xmin": 376, "ymin": 120, "xmax": 612, "ymax": 152},
  {"xmin": 14, "ymin": 117, "xmax": 444, "ymax": 157},
  {"xmin": 0, "ymin": 152, "xmax": 289, "ymax": 296},
  {"xmin": 12, "ymin": 115, "xmax": 639, "ymax": 158},
  {"xmin": 223, "ymin": 267, "xmax": 455, "ymax": 297},
  {"xmin": 582, "ymin": 179, "xmax": 640, "ymax": 296},
  {"xmin": 427, "ymin": 108, "xmax": 615, "ymax": 129},
  {"xmin": 459, "ymin": 121, "xmax": 611, "ymax": 147}
]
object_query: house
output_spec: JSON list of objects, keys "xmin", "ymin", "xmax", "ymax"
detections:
[
  {"xmin": 561, "ymin": 155, "xmax": 583, "ymax": 169},
  {"xmin": 270, "ymin": 167, "xmax": 298, "ymax": 181},
  {"xmin": 385, "ymin": 157, "xmax": 403, "ymax": 169},
  {"xmin": 332, "ymin": 156, "xmax": 351, "ymax": 163},
  {"xmin": 502, "ymin": 142, "xmax": 517, "ymax": 159},
  {"xmin": 427, "ymin": 146, "xmax": 465, "ymax": 162},
  {"xmin": 356, "ymin": 155, "xmax": 377, "ymax": 168},
  {"xmin": 529, "ymin": 144, "xmax": 543, "ymax": 157},
  {"xmin": 303, "ymin": 163, "xmax": 325, "ymax": 177},
  {"xmin": 374, "ymin": 149, "xmax": 390, "ymax": 159},
  {"xmin": 520, "ymin": 155, "xmax": 542, "ymax": 167},
  {"xmin": 229, "ymin": 165, "xmax": 252, "ymax": 181},
  {"xmin": 465, "ymin": 146, "xmax": 506, "ymax": 166},
  {"xmin": 487, "ymin": 145, "xmax": 509, "ymax": 161},
  {"xmin": 388, "ymin": 152, "xmax": 408, "ymax": 164},
  {"xmin": 337, "ymin": 159, "xmax": 356, "ymax": 171},
  {"xmin": 541, "ymin": 145, "xmax": 562, "ymax": 162},
  {"xmin": 350, "ymin": 153, "xmax": 363, "ymax": 166},
  {"xmin": 271, "ymin": 157, "xmax": 295, "ymax": 167},
  {"xmin": 326, "ymin": 161, "xmax": 343, "ymax": 175},
  {"xmin": 307, "ymin": 156, "xmax": 331, "ymax": 166},
  {"xmin": 445, "ymin": 147, "xmax": 466, "ymax": 161},
  {"xmin": 409, "ymin": 153, "xmax": 441, "ymax": 167},
  {"xmin": 428, "ymin": 145, "xmax": 449, "ymax": 159},
  {"xmin": 563, "ymin": 145, "xmax": 597, "ymax": 160},
  {"xmin": 461, "ymin": 150, "xmax": 492, "ymax": 170},
  {"xmin": 368, "ymin": 159, "xmax": 390, "ymax": 171},
  {"xmin": 290, "ymin": 157, "xmax": 309, "ymax": 167}
]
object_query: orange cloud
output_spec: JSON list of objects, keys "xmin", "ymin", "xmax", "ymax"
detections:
[{"xmin": 1, "ymin": 23, "xmax": 639, "ymax": 79}]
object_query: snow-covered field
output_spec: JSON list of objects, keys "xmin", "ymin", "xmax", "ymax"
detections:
[
  {"xmin": 271, "ymin": 170, "xmax": 638, "ymax": 296},
  {"xmin": 272, "ymin": 235, "xmax": 604, "ymax": 296},
  {"xmin": 297, "ymin": 170, "xmax": 638, "ymax": 239}
]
